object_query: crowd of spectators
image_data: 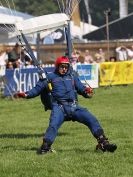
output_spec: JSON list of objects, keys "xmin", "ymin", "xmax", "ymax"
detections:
[
  {"xmin": 70, "ymin": 48, "xmax": 106, "ymax": 68},
  {"xmin": 0, "ymin": 43, "xmax": 38, "ymax": 71},
  {"xmin": 1, "ymin": 43, "xmax": 133, "ymax": 72},
  {"xmin": 69, "ymin": 45, "xmax": 133, "ymax": 71},
  {"xmin": 70, "ymin": 45, "xmax": 133, "ymax": 67}
]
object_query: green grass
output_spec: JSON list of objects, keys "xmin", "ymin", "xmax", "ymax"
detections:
[{"xmin": 0, "ymin": 85, "xmax": 133, "ymax": 177}]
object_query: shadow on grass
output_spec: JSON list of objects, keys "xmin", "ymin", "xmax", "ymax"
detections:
[
  {"xmin": 1, "ymin": 146, "xmax": 94, "ymax": 154},
  {"xmin": 1, "ymin": 145, "xmax": 38, "ymax": 151},
  {"xmin": 0, "ymin": 132, "xmax": 69, "ymax": 139},
  {"xmin": 0, "ymin": 133, "xmax": 43, "ymax": 139},
  {"xmin": 57, "ymin": 148, "xmax": 94, "ymax": 154},
  {"xmin": 0, "ymin": 132, "xmax": 71, "ymax": 153}
]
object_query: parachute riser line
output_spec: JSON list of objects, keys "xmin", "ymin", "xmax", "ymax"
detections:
[
  {"xmin": 65, "ymin": 21, "xmax": 72, "ymax": 62},
  {"xmin": 65, "ymin": 22, "xmax": 93, "ymax": 90},
  {"xmin": 65, "ymin": 21, "xmax": 75, "ymax": 75},
  {"xmin": 17, "ymin": 32, "xmax": 47, "ymax": 80}
]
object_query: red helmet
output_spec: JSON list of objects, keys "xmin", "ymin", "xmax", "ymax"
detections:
[{"xmin": 55, "ymin": 56, "xmax": 70, "ymax": 67}]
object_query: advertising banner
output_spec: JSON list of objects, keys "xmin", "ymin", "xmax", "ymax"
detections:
[
  {"xmin": 4, "ymin": 64, "xmax": 99, "ymax": 96},
  {"xmin": 4, "ymin": 67, "xmax": 54, "ymax": 96},
  {"xmin": 77, "ymin": 64, "xmax": 99, "ymax": 88},
  {"xmin": 100, "ymin": 61, "xmax": 133, "ymax": 86}
]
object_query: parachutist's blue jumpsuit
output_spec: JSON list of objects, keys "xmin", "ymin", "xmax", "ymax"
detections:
[{"xmin": 26, "ymin": 70, "xmax": 104, "ymax": 145}]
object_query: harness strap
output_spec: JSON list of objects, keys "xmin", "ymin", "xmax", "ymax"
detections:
[{"xmin": 53, "ymin": 99, "xmax": 77, "ymax": 105}]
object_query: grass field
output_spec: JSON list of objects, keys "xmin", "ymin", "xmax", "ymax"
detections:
[{"xmin": 0, "ymin": 85, "xmax": 133, "ymax": 177}]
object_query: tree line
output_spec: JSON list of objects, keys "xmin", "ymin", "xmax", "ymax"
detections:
[{"xmin": 1, "ymin": 0, "xmax": 133, "ymax": 26}]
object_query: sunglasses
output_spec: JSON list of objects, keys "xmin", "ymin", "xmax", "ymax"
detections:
[{"xmin": 59, "ymin": 64, "xmax": 69, "ymax": 69}]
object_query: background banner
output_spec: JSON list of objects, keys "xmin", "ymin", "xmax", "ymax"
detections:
[
  {"xmin": 4, "ymin": 67, "xmax": 54, "ymax": 96},
  {"xmin": 100, "ymin": 61, "xmax": 133, "ymax": 86},
  {"xmin": 4, "ymin": 64, "xmax": 99, "ymax": 96},
  {"xmin": 76, "ymin": 64, "xmax": 99, "ymax": 88}
]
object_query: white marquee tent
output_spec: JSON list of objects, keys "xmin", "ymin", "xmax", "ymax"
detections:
[
  {"xmin": 0, "ymin": 5, "xmax": 98, "ymax": 44},
  {"xmin": 0, "ymin": 6, "xmax": 33, "ymax": 44}
]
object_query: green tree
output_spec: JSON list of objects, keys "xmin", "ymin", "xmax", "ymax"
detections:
[
  {"xmin": 1, "ymin": 0, "xmax": 59, "ymax": 16},
  {"xmin": 79, "ymin": 0, "xmax": 119, "ymax": 26},
  {"xmin": 15, "ymin": 0, "xmax": 59, "ymax": 16},
  {"xmin": 1, "ymin": 0, "xmax": 133, "ymax": 26},
  {"xmin": 79, "ymin": 0, "xmax": 133, "ymax": 26}
]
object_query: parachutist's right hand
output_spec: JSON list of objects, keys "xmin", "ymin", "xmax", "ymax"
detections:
[
  {"xmin": 84, "ymin": 87, "xmax": 93, "ymax": 98},
  {"xmin": 14, "ymin": 92, "xmax": 27, "ymax": 98}
]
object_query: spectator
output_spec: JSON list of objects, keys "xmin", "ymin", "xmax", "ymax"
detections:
[
  {"xmin": 94, "ymin": 48, "xmax": 105, "ymax": 63},
  {"xmin": 25, "ymin": 46, "xmax": 37, "ymax": 60},
  {"xmin": 116, "ymin": 46, "xmax": 128, "ymax": 61},
  {"xmin": 127, "ymin": 45, "xmax": 133, "ymax": 60},
  {"xmin": 0, "ymin": 45, "xmax": 8, "ymax": 68},
  {"xmin": 14, "ymin": 60, "xmax": 21, "ymax": 68},
  {"xmin": 18, "ymin": 50, "xmax": 27, "ymax": 68},
  {"xmin": 71, "ymin": 50, "xmax": 81, "ymax": 71},
  {"xmin": 0, "ymin": 46, "xmax": 8, "ymax": 79},
  {"xmin": 8, "ymin": 43, "xmax": 21, "ymax": 63},
  {"xmin": 94, "ymin": 54, "xmax": 102, "ymax": 63},
  {"xmin": 31, "ymin": 46, "xmax": 37, "ymax": 58},
  {"xmin": 0, "ymin": 46, "xmax": 8, "ymax": 91},
  {"xmin": 84, "ymin": 50, "xmax": 94, "ymax": 64},
  {"xmin": 6, "ymin": 62, "xmax": 14, "ymax": 69},
  {"xmin": 109, "ymin": 56, "xmax": 117, "ymax": 62},
  {"xmin": 99, "ymin": 48, "xmax": 105, "ymax": 61}
]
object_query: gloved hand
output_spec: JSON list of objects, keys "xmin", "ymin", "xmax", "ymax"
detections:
[
  {"xmin": 84, "ymin": 87, "xmax": 93, "ymax": 98},
  {"xmin": 14, "ymin": 92, "xmax": 27, "ymax": 98}
]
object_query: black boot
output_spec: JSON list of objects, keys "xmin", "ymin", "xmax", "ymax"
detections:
[
  {"xmin": 96, "ymin": 135, "xmax": 117, "ymax": 152},
  {"xmin": 37, "ymin": 140, "xmax": 53, "ymax": 154}
]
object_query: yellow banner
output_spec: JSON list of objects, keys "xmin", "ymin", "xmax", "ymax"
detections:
[{"xmin": 99, "ymin": 61, "xmax": 133, "ymax": 86}]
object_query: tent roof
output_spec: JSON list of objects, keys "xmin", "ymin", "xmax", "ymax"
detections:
[
  {"xmin": 83, "ymin": 12, "xmax": 133, "ymax": 41},
  {"xmin": 0, "ymin": 6, "xmax": 33, "ymax": 20},
  {"xmin": 0, "ymin": 13, "xmax": 23, "ymax": 25},
  {"xmin": 15, "ymin": 13, "xmax": 69, "ymax": 35},
  {"xmin": 0, "ymin": 6, "xmax": 33, "ymax": 44}
]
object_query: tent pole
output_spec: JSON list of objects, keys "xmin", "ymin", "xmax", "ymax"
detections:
[
  {"xmin": 36, "ymin": 32, "xmax": 40, "ymax": 61},
  {"xmin": 104, "ymin": 9, "xmax": 111, "ymax": 61}
]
